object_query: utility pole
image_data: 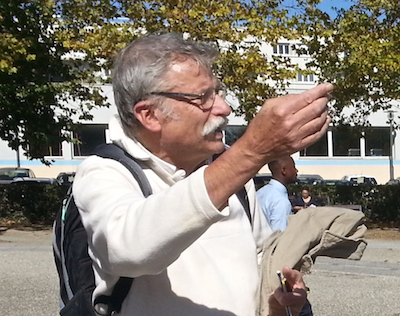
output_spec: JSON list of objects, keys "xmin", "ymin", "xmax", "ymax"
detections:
[
  {"xmin": 387, "ymin": 110, "xmax": 395, "ymax": 182},
  {"xmin": 16, "ymin": 146, "xmax": 20, "ymax": 167}
]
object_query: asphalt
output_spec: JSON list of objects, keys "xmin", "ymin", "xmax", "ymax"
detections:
[
  {"xmin": 0, "ymin": 228, "xmax": 399, "ymax": 316},
  {"xmin": 0, "ymin": 228, "xmax": 59, "ymax": 316}
]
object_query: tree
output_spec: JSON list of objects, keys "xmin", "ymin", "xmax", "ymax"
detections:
[
  {"xmin": 120, "ymin": 0, "xmax": 306, "ymax": 121},
  {"xmin": 293, "ymin": 0, "xmax": 400, "ymax": 126},
  {"xmin": 0, "ymin": 0, "xmax": 305, "ymax": 162},
  {"xmin": 0, "ymin": 0, "xmax": 109, "ymax": 163},
  {"xmin": 53, "ymin": 0, "xmax": 306, "ymax": 121}
]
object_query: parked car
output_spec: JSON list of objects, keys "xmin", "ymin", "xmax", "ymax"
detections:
[
  {"xmin": 0, "ymin": 167, "xmax": 36, "ymax": 184},
  {"xmin": 254, "ymin": 173, "xmax": 325, "ymax": 190},
  {"xmin": 295, "ymin": 174, "xmax": 324, "ymax": 185},
  {"xmin": 10, "ymin": 177, "xmax": 60, "ymax": 185},
  {"xmin": 386, "ymin": 177, "xmax": 400, "ymax": 185},
  {"xmin": 56, "ymin": 172, "xmax": 76, "ymax": 186},
  {"xmin": 341, "ymin": 175, "xmax": 377, "ymax": 186},
  {"xmin": 314, "ymin": 179, "xmax": 352, "ymax": 186},
  {"xmin": 253, "ymin": 173, "xmax": 272, "ymax": 191}
]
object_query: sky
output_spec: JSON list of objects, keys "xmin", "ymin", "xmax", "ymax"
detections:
[{"xmin": 281, "ymin": 0, "xmax": 354, "ymax": 18}]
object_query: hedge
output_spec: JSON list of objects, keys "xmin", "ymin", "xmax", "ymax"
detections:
[
  {"xmin": 1, "ymin": 183, "xmax": 400, "ymax": 226},
  {"xmin": 0, "ymin": 184, "xmax": 68, "ymax": 225},
  {"xmin": 288, "ymin": 184, "xmax": 400, "ymax": 224}
]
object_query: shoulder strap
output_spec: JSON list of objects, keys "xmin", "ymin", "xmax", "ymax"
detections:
[
  {"xmin": 92, "ymin": 143, "xmax": 152, "ymax": 315},
  {"xmin": 93, "ymin": 143, "xmax": 152, "ymax": 198},
  {"xmin": 236, "ymin": 186, "xmax": 251, "ymax": 223}
]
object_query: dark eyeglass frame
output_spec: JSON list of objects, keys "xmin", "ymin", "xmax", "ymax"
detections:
[{"xmin": 150, "ymin": 86, "xmax": 224, "ymax": 110}]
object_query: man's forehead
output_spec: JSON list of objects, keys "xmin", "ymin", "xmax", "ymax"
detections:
[
  {"xmin": 166, "ymin": 60, "xmax": 216, "ymax": 87},
  {"xmin": 169, "ymin": 59, "xmax": 208, "ymax": 74}
]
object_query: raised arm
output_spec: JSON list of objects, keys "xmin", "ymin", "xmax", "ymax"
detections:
[{"xmin": 205, "ymin": 83, "xmax": 333, "ymax": 209}]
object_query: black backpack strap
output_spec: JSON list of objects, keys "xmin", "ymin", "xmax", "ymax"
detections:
[
  {"xmin": 236, "ymin": 186, "xmax": 251, "ymax": 224},
  {"xmin": 91, "ymin": 143, "xmax": 152, "ymax": 315},
  {"xmin": 93, "ymin": 143, "xmax": 152, "ymax": 197}
]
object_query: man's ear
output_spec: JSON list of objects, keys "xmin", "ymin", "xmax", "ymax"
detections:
[{"xmin": 133, "ymin": 100, "xmax": 161, "ymax": 133}]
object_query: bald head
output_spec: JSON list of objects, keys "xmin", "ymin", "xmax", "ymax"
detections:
[{"xmin": 268, "ymin": 156, "xmax": 298, "ymax": 186}]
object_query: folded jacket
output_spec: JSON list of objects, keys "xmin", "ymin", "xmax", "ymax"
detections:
[{"xmin": 257, "ymin": 206, "xmax": 367, "ymax": 316}]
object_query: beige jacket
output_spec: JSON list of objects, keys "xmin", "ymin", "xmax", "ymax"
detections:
[{"xmin": 257, "ymin": 206, "xmax": 368, "ymax": 316}]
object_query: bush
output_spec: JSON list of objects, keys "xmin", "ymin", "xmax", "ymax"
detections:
[
  {"xmin": 2, "ymin": 182, "xmax": 400, "ymax": 226},
  {"xmin": 0, "ymin": 184, "xmax": 68, "ymax": 225},
  {"xmin": 288, "ymin": 184, "xmax": 400, "ymax": 225}
]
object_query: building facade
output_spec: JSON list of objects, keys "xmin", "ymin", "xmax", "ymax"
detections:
[{"xmin": 1, "ymin": 39, "xmax": 398, "ymax": 184}]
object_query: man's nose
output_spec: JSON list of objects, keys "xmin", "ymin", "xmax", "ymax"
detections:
[{"xmin": 212, "ymin": 94, "xmax": 231, "ymax": 117}]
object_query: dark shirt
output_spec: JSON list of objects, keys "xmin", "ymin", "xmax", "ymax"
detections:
[{"xmin": 292, "ymin": 196, "xmax": 319, "ymax": 209}]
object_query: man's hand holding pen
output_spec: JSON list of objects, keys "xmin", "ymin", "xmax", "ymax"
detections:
[{"xmin": 268, "ymin": 267, "xmax": 308, "ymax": 316}]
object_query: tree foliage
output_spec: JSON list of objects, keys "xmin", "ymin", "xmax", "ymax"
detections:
[
  {"xmin": 0, "ymin": 0, "xmax": 304, "ymax": 161},
  {"xmin": 3, "ymin": 0, "xmax": 400, "ymax": 162},
  {"xmin": 0, "ymin": 0, "xmax": 110, "ymax": 163},
  {"xmin": 294, "ymin": 0, "xmax": 400, "ymax": 126}
]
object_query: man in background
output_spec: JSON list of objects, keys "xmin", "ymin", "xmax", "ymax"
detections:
[
  {"xmin": 257, "ymin": 156, "xmax": 297, "ymax": 232},
  {"xmin": 257, "ymin": 156, "xmax": 314, "ymax": 316}
]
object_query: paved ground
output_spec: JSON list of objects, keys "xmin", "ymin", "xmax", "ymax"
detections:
[
  {"xmin": 0, "ymin": 228, "xmax": 59, "ymax": 316},
  {"xmin": 306, "ymin": 239, "xmax": 400, "ymax": 316},
  {"xmin": 0, "ymin": 228, "xmax": 399, "ymax": 315}
]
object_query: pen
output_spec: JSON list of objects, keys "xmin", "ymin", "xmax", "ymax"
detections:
[{"xmin": 277, "ymin": 270, "xmax": 293, "ymax": 316}]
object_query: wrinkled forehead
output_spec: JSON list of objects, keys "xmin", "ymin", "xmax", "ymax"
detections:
[
  {"xmin": 163, "ymin": 59, "xmax": 216, "ymax": 87},
  {"xmin": 168, "ymin": 52, "xmax": 214, "ymax": 74}
]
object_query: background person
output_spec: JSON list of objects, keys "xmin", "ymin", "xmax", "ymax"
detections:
[
  {"xmin": 292, "ymin": 188, "xmax": 320, "ymax": 213},
  {"xmin": 256, "ymin": 156, "xmax": 298, "ymax": 232},
  {"xmin": 73, "ymin": 32, "xmax": 333, "ymax": 316},
  {"xmin": 256, "ymin": 156, "xmax": 314, "ymax": 316}
]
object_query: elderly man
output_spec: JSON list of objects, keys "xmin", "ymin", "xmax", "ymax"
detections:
[{"xmin": 73, "ymin": 32, "xmax": 332, "ymax": 316}]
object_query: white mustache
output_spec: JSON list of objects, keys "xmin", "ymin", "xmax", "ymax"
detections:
[{"xmin": 202, "ymin": 117, "xmax": 229, "ymax": 136}]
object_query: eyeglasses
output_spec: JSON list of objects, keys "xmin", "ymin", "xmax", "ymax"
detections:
[{"xmin": 150, "ymin": 85, "xmax": 226, "ymax": 110}]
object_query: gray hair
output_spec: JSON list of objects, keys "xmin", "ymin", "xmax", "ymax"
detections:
[{"xmin": 112, "ymin": 32, "xmax": 219, "ymax": 137}]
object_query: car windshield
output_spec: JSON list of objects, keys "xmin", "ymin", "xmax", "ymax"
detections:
[
  {"xmin": 0, "ymin": 168, "xmax": 30, "ymax": 180},
  {"xmin": 57, "ymin": 173, "xmax": 75, "ymax": 185},
  {"xmin": 343, "ymin": 176, "xmax": 377, "ymax": 185}
]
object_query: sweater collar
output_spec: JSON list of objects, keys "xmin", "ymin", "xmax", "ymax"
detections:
[{"xmin": 108, "ymin": 114, "xmax": 187, "ymax": 181}]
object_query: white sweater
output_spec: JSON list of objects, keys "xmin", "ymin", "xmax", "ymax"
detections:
[{"xmin": 73, "ymin": 115, "xmax": 272, "ymax": 316}]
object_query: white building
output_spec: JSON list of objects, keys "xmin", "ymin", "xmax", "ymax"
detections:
[{"xmin": 1, "ymin": 39, "xmax": 398, "ymax": 184}]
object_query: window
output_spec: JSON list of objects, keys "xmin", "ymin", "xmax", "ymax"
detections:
[
  {"xmin": 29, "ymin": 133, "xmax": 63, "ymax": 157},
  {"xmin": 297, "ymin": 74, "xmax": 314, "ymax": 82},
  {"xmin": 273, "ymin": 43, "xmax": 290, "ymax": 55},
  {"xmin": 225, "ymin": 125, "xmax": 247, "ymax": 146},
  {"xmin": 332, "ymin": 126, "xmax": 361, "ymax": 156},
  {"xmin": 32, "ymin": 141, "xmax": 62, "ymax": 157},
  {"xmin": 364, "ymin": 127, "xmax": 390, "ymax": 156},
  {"xmin": 300, "ymin": 126, "xmax": 389, "ymax": 158},
  {"xmin": 300, "ymin": 133, "xmax": 328, "ymax": 157},
  {"xmin": 45, "ymin": 143, "xmax": 63, "ymax": 156},
  {"xmin": 73, "ymin": 124, "xmax": 107, "ymax": 156}
]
